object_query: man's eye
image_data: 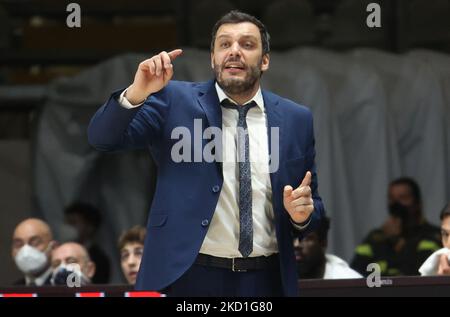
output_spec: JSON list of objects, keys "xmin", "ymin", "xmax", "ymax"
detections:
[
  {"xmin": 220, "ymin": 42, "xmax": 230, "ymax": 48},
  {"xmin": 244, "ymin": 42, "xmax": 253, "ymax": 48},
  {"xmin": 135, "ymin": 250, "xmax": 143, "ymax": 256},
  {"xmin": 13, "ymin": 241, "xmax": 23, "ymax": 249}
]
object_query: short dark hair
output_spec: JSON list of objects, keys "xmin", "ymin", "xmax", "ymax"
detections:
[
  {"xmin": 389, "ymin": 177, "xmax": 422, "ymax": 205},
  {"xmin": 118, "ymin": 225, "xmax": 146, "ymax": 251},
  {"xmin": 316, "ymin": 217, "xmax": 330, "ymax": 244},
  {"xmin": 440, "ymin": 203, "xmax": 450, "ymax": 221},
  {"xmin": 64, "ymin": 202, "xmax": 102, "ymax": 229},
  {"xmin": 210, "ymin": 10, "xmax": 270, "ymax": 55}
]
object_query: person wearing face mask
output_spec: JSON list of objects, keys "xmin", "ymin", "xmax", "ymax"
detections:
[
  {"xmin": 11, "ymin": 218, "xmax": 56, "ymax": 286},
  {"xmin": 50, "ymin": 242, "xmax": 96, "ymax": 286},
  {"xmin": 295, "ymin": 217, "xmax": 361, "ymax": 279},
  {"xmin": 64, "ymin": 202, "xmax": 110, "ymax": 284},
  {"xmin": 351, "ymin": 177, "xmax": 441, "ymax": 277},
  {"xmin": 118, "ymin": 226, "xmax": 146, "ymax": 285}
]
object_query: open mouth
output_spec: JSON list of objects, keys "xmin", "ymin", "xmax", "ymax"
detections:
[{"xmin": 224, "ymin": 63, "xmax": 245, "ymax": 72}]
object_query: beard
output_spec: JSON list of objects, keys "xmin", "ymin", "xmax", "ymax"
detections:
[{"xmin": 213, "ymin": 57, "xmax": 262, "ymax": 95}]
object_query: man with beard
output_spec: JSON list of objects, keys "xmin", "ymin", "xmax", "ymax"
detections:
[
  {"xmin": 351, "ymin": 177, "xmax": 441, "ymax": 277},
  {"xmin": 88, "ymin": 10, "xmax": 324, "ymax": 296},
  {"xmin": 295, "ymin": 217, "xmax": 361, "ymax": 279}
]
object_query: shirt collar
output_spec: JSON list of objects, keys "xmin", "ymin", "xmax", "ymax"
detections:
[
  {"xmin": 25, "ymin": 267, "xmax": 52, "ymax": 286},
  {"xmin": 215, "ymin": 82, "xmax": 265, "ymax": 111}
]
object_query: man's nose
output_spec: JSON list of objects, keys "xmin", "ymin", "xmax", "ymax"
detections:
[
  {"xmin": 127, "ymin": 256, "xmax": 136, "ymax": 267},
  {"xmin": 229, "ymin": 42, "xmax": 241, "ymax": 56}
]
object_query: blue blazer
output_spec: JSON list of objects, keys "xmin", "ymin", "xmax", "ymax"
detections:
[{"xmin": 88, "ymin": 79, "xmax": 325, "ymax": 296}]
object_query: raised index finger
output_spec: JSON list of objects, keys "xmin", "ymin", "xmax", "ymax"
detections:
[{"xmin": 168, "ymin": 49, "xmax": 183, "ymax": 61}]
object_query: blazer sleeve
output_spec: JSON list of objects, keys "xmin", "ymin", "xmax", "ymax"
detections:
[{"xmin": 87, "ymin": 84, "xmax": 173, "ymax": 152}]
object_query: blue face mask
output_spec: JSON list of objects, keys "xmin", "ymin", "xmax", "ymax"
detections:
[
  {"xmin": 51, "ymin": 267, "xmax": 72, "ymax": 285},
  {"xmin": 51, "ymin": 264, "xmax": 90, "ymax": 287}
]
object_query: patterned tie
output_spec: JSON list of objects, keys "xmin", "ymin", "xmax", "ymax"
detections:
[{"xmin": 222, "ymin": 99, "xmax": 257, "ymax": 257}]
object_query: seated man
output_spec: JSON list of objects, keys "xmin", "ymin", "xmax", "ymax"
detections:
[
  {"xmin": 351, "ymin": 177, "xmax": 441, "ymax": 276},
  {"xmin": 11, "ymin": 218, "xmax": 56, "ymax": 286},
  {"xmin": 419, "ymin": 203, "xmax": 450, "ymax": 276},
  {"xmin": 295, "ymin": 217, "xmax": 361, "ymax": 279},
  {"xmin": 64, "ymin": 202, "xmax": 110, "ymax": 283},
  {"xmin": 50, "ymin": 242, "xmax": 96, "ymax": 286},
  {"xmin": 118, "ymin": 226, "xmax": 146, "ymax": 285}
]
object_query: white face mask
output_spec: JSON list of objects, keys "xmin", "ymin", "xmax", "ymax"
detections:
[{"xmin": 14, "ymin": 244, "xmax": 50, "ymax": 275}]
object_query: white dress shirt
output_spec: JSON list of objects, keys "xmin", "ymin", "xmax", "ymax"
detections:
[
  {"xmin": 119, "ymin": 83, "xmax": 278, "ymax": 258},
  {"xmin": 25, "ymin": 267, "xmax": 53, "ymax": 286},
  {"xmin": 323, "ymin": 254, "xmax": 363, "ymax": 279},
  {"xmin": 199, "ymin": 83, "xmax": 278, "ymax": 258}
]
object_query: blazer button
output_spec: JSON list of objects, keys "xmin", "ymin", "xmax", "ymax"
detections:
[
  {"xmin": 201, "ymin": 219, "xmax": 209, "ymax": 227},
  {"xmin": 212, "ymin": 185, "xmax": 220, "ymax": 193}
]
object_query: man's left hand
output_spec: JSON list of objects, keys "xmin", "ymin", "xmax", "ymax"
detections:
[{"xmin": 283, "ymin": 171, "xmax": 314, "ymax": 224}]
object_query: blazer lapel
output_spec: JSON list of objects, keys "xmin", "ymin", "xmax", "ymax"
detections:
[
  {"xmin": 263, "ymin": 90, "xmax": 284, "ymax": 201},
  {"xmin": 197, "ymin": 80, "xmax": 222, "ymax": 130},
  {"xmin": 197, "ymin": 80, "xmax": 223, "ymax": 172},
  {"xmin": 195, "ymin": 82, "xmax": 284, "ymax": 184}
]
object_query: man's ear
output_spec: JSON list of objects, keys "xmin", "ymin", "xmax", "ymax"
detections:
[
  {"xmin": 261, "ymin": 54, "xmax": 270, "ymax": 72},
  {"xmin": 47, "ymin": 240, "xmax": 58, "ymax": 253},
  {"xmin": 210, "ymin": 52, "xmax": 215, "ymax": 69},
  {"xmin": 45, "ymin": 241, "xmax": 58, "ymax": 259},
  {"xmin": 86, "ymin": 261, "xmax": 96, "ymax": 279}
]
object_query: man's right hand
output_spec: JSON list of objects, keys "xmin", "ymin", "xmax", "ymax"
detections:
[
  {"xmin": 438, "ymin": 253, "xmax": 450, "ymax": 275},
  {"xmin": 125, "ymin": 49, "xmax": 183, "ymax": 105}
]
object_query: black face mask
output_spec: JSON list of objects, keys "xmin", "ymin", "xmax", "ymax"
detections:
[
  {"xmin": 51, "ymin": 267, "xmax": 72, "ymax": 286},
  {"xmin": 51, "ymin": 266, "xmax": 89, "ymax": 286},
  {"xmin": 388, "ymin": 201, "xmax": 421, "ymax": 237},
  {"xmin": 389, "ymin": 202, "xmax": 410, "ymax": 223}
]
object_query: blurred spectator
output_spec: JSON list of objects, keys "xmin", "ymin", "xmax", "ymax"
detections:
[
  {"xmin": 441, "ymin": 204, "xmax": 450, "ymax": 249},
  {"xmin": 295, "ymin": 217, "xmax": 361, "ymax": 279},
  {"xmin": 64, "ymin": 202, "xmax": 110, "ymax": 283},
  {"xmin": 50, "ymin": 242, "xmax": 96, "ymax": 286},
  {"xmin": 11, "ymin": 218, "xmax": 56, "ymax": 286},
  {"xmin": 351, "ymin": 177, "xmax": 441, "ymax": 276},
  {"xmin": 419, "ymin": 203, "xmax": 450, "ymax": 276},
  {"xmin": 118, "ymin": 226, "xmax": 146, "ymax": 285}
]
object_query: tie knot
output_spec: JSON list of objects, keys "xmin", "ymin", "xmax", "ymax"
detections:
[{"xmin": 221, "ymin": 99, "xmax": 257, "ymax": 117}]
